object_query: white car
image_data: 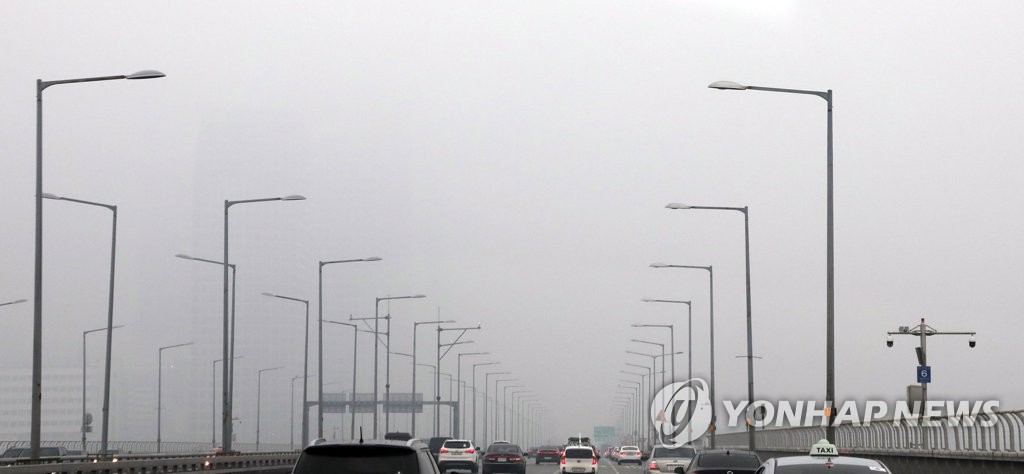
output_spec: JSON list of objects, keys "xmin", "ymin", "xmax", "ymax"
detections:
[
  {"xmin": 438, "ymin": 439, "xmax": 479, "ymax": 473},
  {"xmin": 560, "ymin": 446, "xmax": 598, "ymax": 474},
  {"xmin": 615, "ymin": 446, "xmax": 641, "ymax": 465}
]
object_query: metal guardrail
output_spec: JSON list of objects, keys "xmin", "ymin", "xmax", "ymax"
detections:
[
  {"xmin": 0, "ymin": 452, "xmax": 297, "ymax": 473},
  {"xmin": 0, "ymin": 441, "xmax": 292, "ymax": 456},
  {"xmin": 705, "ymin": 409, "xmax": 1024, "ymax": 461}
]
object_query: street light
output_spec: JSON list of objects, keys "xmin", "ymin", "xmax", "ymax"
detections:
[
  {"xmin": 472, "ymin": 363, "xmax": 499, "ymax": 444},
  {"xmin": 665, "ymin": 202, "xmax": 754, "ymax": 449},
  {"xmin": 43, "ymin": 193, "xmax": 121, "ymax": 456},
  {"xmin": 502, "ymin": 385, "xmax": 525, "ymax": 440},
  {"xmin": 32, "ymin": 69, "xmax": 164, "ymax": 459},
  {"xmin": 212, "ymin": 356, "xmax": 242, "ymax": 447},
  {"xmin": 411, "ymin": 319, "xmax": 454, "ymax": 435},
  {"xmin": 639, "ymin": 299, "xmax": 693, "ymax": 384},
  {"xmin": 708, "ymin": 79, "xmax": 833, "ymax": 441},
  {"xmin": 650, "ymin": 262, "xmax": 716, "ymax": 447},
  {"xmin": 222, "ymin": 195, "xmax": 305, "ymax": 452},
  {"xmin": 157, "ymin": 342, "xmax": 193, "ymax": 453},
  {"xmin": 370, "ymin": 294, "xmax": 426, "ymax": 438},
  {"xmin": 263, "ymin": 292, "xmax": 310, "ymax": 445},
  {"xmin": 437, "ymin": 324, "xmax": 481, "ymax": 436},
  {"xmin": 483, "ymin": 371, "xmax": 511, "ymax": 446},
  {"xmin": 493, "ymin": 378, "xmax": 518, "ymax": 441},
  {"xmin": 256, "ymin": 366, "xmax": 285, "ymax": 451},
  {"xmin": 291, "ymin": 374, "xmax": 313, "ymax": 449},
  {"xmin": 324, "ymin": 320, "xmax": 363, "ymax": 440},
  {"xmin": 175, "ymin": 253, "xmax": 238, "ymax": 420},
  {"xmin": 632, "ymin": 319, "xmax": 678, "ymax": 388},
  {"xmin": 457, "ymin": 352, "xmax": 489, "ymax": 437},
  {"xmin": 81, "ymin": 325, "xmax": 123, "ymax": 454},
  {"xmin": 317, "ymin": 256, "xmax": 381, "ymax": 438}
]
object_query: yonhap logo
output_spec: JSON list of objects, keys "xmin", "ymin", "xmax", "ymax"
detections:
[{"xmin": 651, "ymin": 378, "xmax": 712, "ymax": 446}]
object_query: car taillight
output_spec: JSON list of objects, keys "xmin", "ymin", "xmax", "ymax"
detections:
[
  {"xmin": 560, "ymin": 456, "xmax": 566, "ymax": 464},
  {"xmin": 440, "ymin": 448, "xmax": 449, "ymax": 454},
  {"xmin": 466, "ymin": 448, "xmax": 475, "ymax": 454},
  {"xmin": 511, "ymin": 456, "xmax": 522, "ymax": 461},
  {"xmin": 592, "ymin": 457, "xmax": 598, "ymax": 465},
  {"xmin": 648, "ymin": 461, "xmax": 658, "ymax": 470}
]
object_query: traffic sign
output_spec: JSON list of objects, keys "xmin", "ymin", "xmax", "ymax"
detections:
[{"xmin": 917, "ymin": 365, "xmax": 931, "ymax": 383}]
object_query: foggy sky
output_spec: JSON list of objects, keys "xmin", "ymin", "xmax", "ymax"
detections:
[{"xmin": 1, "ymin": 0, "xmax": 1022, "ymax": 445}]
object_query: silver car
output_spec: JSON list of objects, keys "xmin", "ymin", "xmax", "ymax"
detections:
[{"xmin": 642, "ymin": 445, "xmax": 696, "ymax": 474}]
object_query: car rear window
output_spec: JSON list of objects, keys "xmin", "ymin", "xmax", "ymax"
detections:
[
  {"xmin": 487, "ymin": 444, "xmax": 522, "ymax": 454},
  {"xmin": 539, "ymin": 446, "xmax": 559, "ymax": 452},
  {"xmin": 564, "ymin": 448, "xmax": 594, "ymax": 459},
  {"xmin": 443, "ymin": 441, "xmax": 471, "ymax": 449},
  {"xmin": 776, "ymin": 466, "xmax": 885, "ymax": 473},
  {"xmin": 697, "ymin": 453, "xmax": 761, "ymax": 468},
  {"xmin": 620, "ymin": 446, "xmax": 639, "ymax": 452},
  {"xmin": 653, "ymin": 446, "xmax": 695, "ymax": 458},
  {"xmin": 295, "ymin": 446, "xmax": 423, "ymax": 474}
]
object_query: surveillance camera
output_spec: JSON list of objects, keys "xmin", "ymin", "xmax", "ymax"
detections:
[
  {"xmin": 969, "ymin": 336, "xmax": 976, "ymax": 348},
  {"xmin": 886, "ymin": 335, "xmax": 893, "ymax": 348}
]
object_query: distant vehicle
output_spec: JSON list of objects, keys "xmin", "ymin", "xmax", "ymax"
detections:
[
  {"xmin": 615, "ymin": 445, "xmax": 641, "ymax": 465},
  {"xmin": 1, "ymin": 446, "xmax": 68, "ymax": 460},
  {"xmin": 526, "ymin": 447, "xmax": 538, "ymax": 458},
  {"xmin": 385, "ymin": 432, "xmax": 415, "ymax": 441},
  {"xmin": 290, "ymin": 439, "xmax": 440, "ymax": 474},
  {"xmin": 642, "ymin": 444, "xmax": 696, "ymax": 474},
  {"xmin": 566, "ymin": 436, "xmax": 593, "ymax": 447},
  {"xmin": 535, "ymin": 445, "xmax": 561, "ymax": 464},
  {"xmin": 481, "ymin": 443, "xmax": 526, "ymax": 474},
  {"xmin": 438, "ymin": 439, "xmax": 479, "ymax": 473},
  {"xmin": 560, "ymin": 446, "xmax": 598, "ymax": 474},
  {"xmin": 684, "ymin": 449, "xmax": 760, "ymax": 474},
  {"xmin": 429, "ymin": 437, "xmax": 453, "ymax": 462},
  {"xmin": 757, "ymin": 439, "xmax": 892, "ymax": 473}
]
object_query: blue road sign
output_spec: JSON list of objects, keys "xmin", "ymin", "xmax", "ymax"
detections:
[{"xmin": 917, "ymin": 365, "xmax": 931, "ymax": 383}]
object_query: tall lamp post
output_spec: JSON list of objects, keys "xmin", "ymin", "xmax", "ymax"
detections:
[
  {"xmin": 437, "ymin": 324, "xmax": 481, "ymax": 436},
  {"xmin": 632, "ymin": 319, "xmax": 678, "ymax": 386},
  {"xmin": 175, "ymin": 254, "xmax": 238, "ymax": 415},
  {"xmin": 708, "ymin": 79, "xmax": 833, "ymax": 441},
  {"xmin": 503, "ymin": 386, "xmax": 525, "ymax": 440},
  {"xmin": 639, "ymin": 300, "xmax": 692, "ymax": 383},
  {"xmin": 617, "ymin": 382, "xmax": 641, "ymax": 445},
  {"xmin": 256, "ymin": 366, "xmax": 285, "ymax": 451},
  {"xmin": 473, "ymin": 363, "xmax": 499, "ymax": 444},
  {"xmin": 263, "ymin": 293, "xmax": 310, "ymax": 445},
  {"xmin": 630, "ymin": 339, "xmax": 665, "ymax": 387},
  {"xmin": 43, "ymin": 193, "xmax": 122, "ymax": 456},
  {"xmin": 212, "ymin": 356, "xmax": 242, "ymax": 447},
  {"xmin": 457, "ymin": 352, "xmax": 489, "ymax": 437},
  {"xmin": 412, "ymin": 319, "xmax": 454, "ymax": 435},
  {"xmin": 222, "ymin": 194, "xmax": 305, "ymax": 452},
  {"xmin": 492, "ymin": 378, "xmax": 517, "ymax": 441},
  {"xmin": 81, "ymin": 325, "xmax": 123, "ymax": 454},
  {"xmin": 370, "ymin": 294, "xmax": 426, "ymax": 438},
  {"xmin": 666, "ymin": 202, "xmax": 754, "ymax": 449},
  {"xmin": 650, "ymin": 263, "xmax": 716, "ymax": 447},
  {"xmin": 483, "ymin": 371, "xmax": 511, "ymax": 447},
  {"xmin": 32, "ymin": 69, "xmax": 164, "ymax": 459},
  {"xmin": 325, "ymin": 321, "xmax": 366, "ymax": 440},
  {"xmin": 317, "ymin": 256, "xmax": 381, "ymax": 438},
  {"xmin": 157, "ymin": 342, "xmax": 193, "ymax": 453}
]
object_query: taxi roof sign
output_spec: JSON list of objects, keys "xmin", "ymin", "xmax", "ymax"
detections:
[{"xmin": 809, "ymin": 439, "xmax": 838, "ymax": 457}]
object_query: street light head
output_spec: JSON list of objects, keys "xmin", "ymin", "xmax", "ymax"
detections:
[
  {"xmin": 41, "ymin": 193, "xmax": 61, "ymax": 200},
  {"xmin": 665, "ymin": 203, "xmax": 692, "ymax": 210},
  {"xmin": 641, "ymin": 298, "xmax": 654, "ymax": 303},
  {"xmin": 969, "ymin": 336, "xmax": 976, "ymax": 348},
  {"xmin": 363, "ymin": 257, "xmax": 383, "ymax": 262},
  {"xmin": 174, "ymin": 253, "xmax": 193, "ymax": 260},
  {"xmin": 412, "ymin": 294, "xmax": 427, "ymax": 298},
  {"xmin": 708, "ymin": 80, "xmax": 748, "ymax": 90},
  {"xmin": 126, "ymin": 70, "xmax": 166, "ymax": 80},
  {"xmin": 261, "ymin": 292, "xmax": 276, "ymax": 297},
  {"xmin": 650, "ymin": 263, "xmax": 668, "ymax": 268},
  {"xmin": 281, "ymin": 194, "xmax": 306, "ymax": 201},
  {"xmin": 886, "ymin": 335, "xmax": 893, "ymax": 348}
]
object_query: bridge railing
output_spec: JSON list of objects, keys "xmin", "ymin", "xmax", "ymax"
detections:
[
  {"xmin": 703, "ymin": 409, "xmax": 1024, "ymax": 461},
  {"xmin": 0, "ymin": 440, "xmax": 292, "ymax": 455}
]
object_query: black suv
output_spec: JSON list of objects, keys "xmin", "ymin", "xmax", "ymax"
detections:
[
  {"xmin": 291, "ymin": 440, "xmax": 440, "ymax": 474},
  {"xmin": 428, "ymin": 437, "xmax": 452, "ymax": 462}
]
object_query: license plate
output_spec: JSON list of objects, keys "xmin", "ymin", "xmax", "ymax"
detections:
[
  {"xmin": 452, "ymin": 451, "xmax": 463, "ymax": 454},
  {"xmin": 572, "ymin": 468, "xmax": 586, "ymax": 472},
  {"xmin": 497, "ymin": 458, "xmax": 506, "ymax": 462}
]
